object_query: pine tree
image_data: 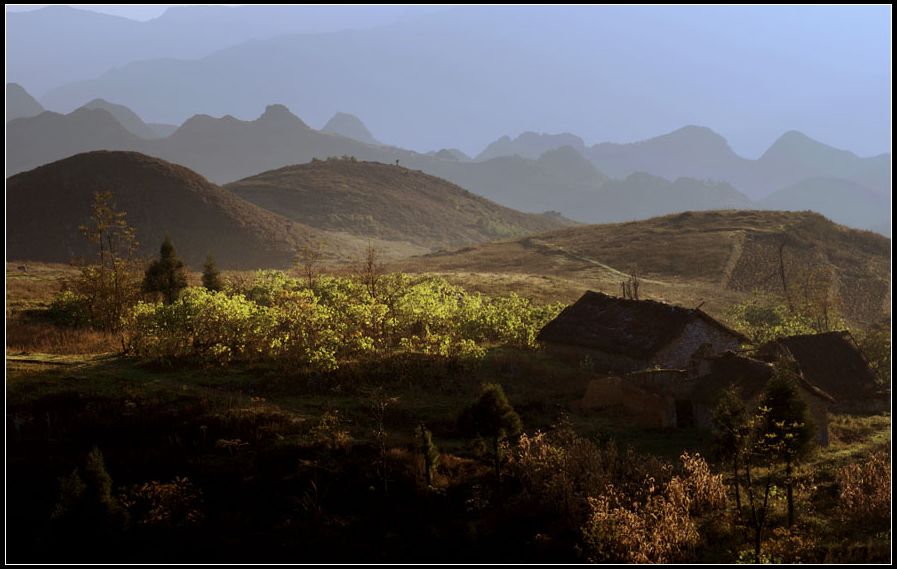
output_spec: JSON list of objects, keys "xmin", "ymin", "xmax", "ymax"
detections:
[
  {"xmin": 143, "ymin": 235, "xmax": 188, "ymax": 303},
  {"xmin": 201, "ymin": 254, "xmax": 224, "ymax": 291},
  {"xmin": 756, "ymin": 359, "xmax": 816, "ymax": 527},
  {"xmin": 458, "ymin": 383, "xmax": 522, "ymax": 481}
]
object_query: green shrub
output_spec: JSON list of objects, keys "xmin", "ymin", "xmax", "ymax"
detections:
[
  {"xmin": 48, "ymin": 291, "xmax": 91, "ymax": 328},
  {"xmin": 124, "ymin": 272, "xmax": 560, "ymax": 370}
]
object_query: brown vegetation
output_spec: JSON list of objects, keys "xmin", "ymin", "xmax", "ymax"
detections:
[
  {"xmin": 226, "ymin": 157, "xmax": 573, "ymax": 252},
  {"xmin": 398, "ymin": 210, "xmax": 890, "ymax": 326},
  {"xmin": 5, "ymin": 151, "xmax": 347, "ymax": 269}
]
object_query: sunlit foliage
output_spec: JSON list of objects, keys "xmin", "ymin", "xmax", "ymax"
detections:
[{"xmin": 124, "ymin": 271, "xmax": 563, "ymax": 369}]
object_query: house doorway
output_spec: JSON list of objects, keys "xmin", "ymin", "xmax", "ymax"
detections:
[{"xmin": 675, "ymin": 399, "xmax": 694, "ymax": 428}]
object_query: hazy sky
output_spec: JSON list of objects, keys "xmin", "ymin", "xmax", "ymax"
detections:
[
  {"xmin": 6, "ymin": 4, "xmax": 892, "ymax": 157},
  {"xmin": 6, "ymin": 4, "xmax": 194, "ymax": 20}
]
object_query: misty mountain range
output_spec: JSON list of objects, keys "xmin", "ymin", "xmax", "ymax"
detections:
[
  {"xmin": 5, "ymin": 83, "xmax": 890, "ymax": 235},
  {"xmin": 6, "ymin": 5, "xmax": 442, "ymax": 95},
  {"xmin": 9, "ymin": 5, "xmax": 889, "ymax": 159}
]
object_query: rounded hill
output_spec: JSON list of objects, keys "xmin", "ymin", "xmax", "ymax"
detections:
[
  {"xmin": 226, "ymin": 157, "xmax": 573, "ymax": 252},
  {"xmin": 6, "ymin": 151, "xmax": 320, "ymax": 269}
]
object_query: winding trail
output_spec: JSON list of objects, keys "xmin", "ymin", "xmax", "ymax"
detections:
[{"xmin": 526, "ymin": 238, "xmax": 670, "ymax": 285}]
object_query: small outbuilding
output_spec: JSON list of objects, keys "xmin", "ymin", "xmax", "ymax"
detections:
[
  {"xmin": 757, "ymin": 331, "xmax": 883, "ymax": 408},
  {"xmin": 689, "ymin": 351, "xmax": 835, "ymax": 446}
]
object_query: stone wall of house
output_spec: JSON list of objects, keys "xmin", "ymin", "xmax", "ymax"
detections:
[
  {"xmin": 621, "ymin": 386, "xmax": 676, "ymax": 428},
  {"xmin": 581, "ymin": 376, "xmax": 625, "ymax": 408},
  {"xmin": 802, "ymin": 392, "xmax": 830, "ymax": 447},
  {"xmin": 580, "ymin": 376, "xmax": 677, "ymax": 428},
  {"xmin": 693, "ymin": 402, "xmax": 714, "ymax": 430},
  {"xmin": 654, "ymin": 319, "xmax": 742, "ymax": 369},
  {"xmin": 691, "ymin": 385, "xmax": 831, "ymax": 446}
]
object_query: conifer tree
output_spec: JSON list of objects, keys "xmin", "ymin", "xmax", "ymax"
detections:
[
  {"xmin": 143, "ymin": 235, "xmax": 188, "ymax": 303},
  {"xmin": 201, "ymin": 254, "xmax": 223, "ymax": 291},
  {"xmin": 756, "ymin": 359, "xmax": 816, "ymax": 527},
  {"xmin": 459, "ymin": 383, "xmax": 522, "ymax": 481}
]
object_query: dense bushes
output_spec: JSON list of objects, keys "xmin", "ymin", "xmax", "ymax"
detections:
[
  {"xmin": 123, "ymin": 271, "xmax": 563, "ymax": 369},
  {"xmin": 580, "ymin": 452, "xmax": 724, "ymax": 563},
  {"xmin": 837, "ymin": 451, "xmax": 890, "ymax": 525},
  {"xmin": 48, "ymin": 290, "xmax": 92, "ymax": 328},
  {"xmin": 724, "ymin": 295, "xmax": 818, "ymax": 344}
]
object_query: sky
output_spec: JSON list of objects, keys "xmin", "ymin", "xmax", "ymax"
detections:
[{"xmin": 6, "ymin": 4, "xmax": 196, "ymax": 20}]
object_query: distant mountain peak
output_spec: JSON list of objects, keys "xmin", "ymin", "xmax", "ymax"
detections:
[
  {"xmin": 536, "ymin": 145, "xmax": 608, "ymax": 185},
  {"xmin": 537, "ymin": 144, "xmax": 590, "ymax": 163},
  {"xmin": 761, "ymin": 130, "xmax": 855, "ymax": 163},
  {"xmin": 777, "ymin": 129, "xmax": 813, "ymax": 142},
  {"xmin": 429, "ymin": 148, "xmax": 471, "ymax": 161},
  {"xmin": 660, "ymin": 125, "xmax": 731, "ymax": 148},
  {"xmin": 322, "ymin": 111, "xmax": 380, "ymax": 145},
  {"xmin": 256, "ymin": 104, "xmax": 309, "ymax": 128},
  {"xmin": 476, "ymin": 131, "xmax": 587, "ymax": 161},
  {"xmin": 6, "ymin": 82, "xmax": 45, "ymax": 122},
  {"xmin": 80, "ymin": 97, "xmax": 157, "ymax": 138},
  {"xmin": 672, "ymin": 124, "xmax": 718, "ymax": 135},
  {"xmin": 518, "ymin": 131, "xmax": 585, "ymax": 147}
]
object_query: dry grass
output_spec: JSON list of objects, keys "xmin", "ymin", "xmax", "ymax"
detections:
[
  {"xmin": 5, "ymin": 262, "xmax": 78, "ymax": 310},
  {"xmin": 226, "ymin": 158, "xmax": 571, "ymax": 251},
  {"xmin": 6, "ymin": 318, "xmax": 120, "ymax": 355},
  {"xmin": 836, "ymin": 451, "xmax": 891, "ymax": 525},
  {"xmin": 395, "ymin": 210, "xmax": 890, "ymax": 325}
]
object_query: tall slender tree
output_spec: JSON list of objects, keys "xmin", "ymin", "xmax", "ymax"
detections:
[
  {"xmin": 71, "ymin": 191, "xmax": 142, "ymax": 331},
  {"xmin": 711, "ymin": 386, "xmax": 750, "ymax": 515},
  {"xmin": 201, "ymin": 254, "xmax": 224, "ymax": 291},
  {"xmin": 756, "ymin": 359, "xmax": 816, "ymax": 527},
  {"xmin": 143, "ymin": 235, "xmax": 188, "ymax": 303}
]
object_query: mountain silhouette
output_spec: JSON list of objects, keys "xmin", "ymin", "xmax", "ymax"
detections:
[
  {"xmin": 476, "ymin": 132, "xmax": 586, "ymax": 161},
  {"xmin": 81, "ymin": 98, "xmax": 159, "ymax": 139},
  {"xmin": 428, "ymin": 148, "xmax": 471, "ymax": 161},
  {"xmin": 761, "ymin": 177, "xmax": 890, "ymax": 236},
  {"xmin": 755, "ymin": 131, "xmax": 890, "ymax": 197},
  {"xmin": 6, "ymin": 83, "xmax": 44, "ymax": 121},
  {"xmin": 585, "ymin": 125, "xmax": 749, "ymax": 183},
  {"xmin": 8, "ymin": 5, "xmax": 441, "ymax": 94},
  {"xmin": 5, "ymin": 103, "xmax": 888, "ymax": 233},
  {"xmin": 7, "ymin": 107, "xmax": 145, "ymax": 174},
  {"xmin": 322, "ymin": 112, "xmax": 381, "ymax": 145}
]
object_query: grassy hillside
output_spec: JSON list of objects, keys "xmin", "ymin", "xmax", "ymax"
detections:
[
  {"xmin": 398, "ymin": 210, "xmax": 891, "ymax": 326},
  {"xmin": 226, "ymin": 158, "xmax": 573, "ymax": 252},
  {"xmin": 5, "ymin": 151, "xmax": 350, "ymax": 269}
]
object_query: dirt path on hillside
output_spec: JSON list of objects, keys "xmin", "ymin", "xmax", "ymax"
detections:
[
  {"xmin": 527, "ymin": 238, "xmax": 670, "ymax": 285},
  {"xmin": 720, "ymin": 230, "xmax": 746, "ymax": 288}
]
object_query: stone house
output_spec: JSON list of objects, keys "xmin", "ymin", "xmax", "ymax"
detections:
[
  {"xmin": 577, "ymin": 351, "xmax": 835, "ymax": 445},
  {"xmin": 579, "ymin": 368, "xmax": 692, "ymax": 429},
  {"xmin": 537, "ymin": 291, "xmax": 749, "ymax": 374}
]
